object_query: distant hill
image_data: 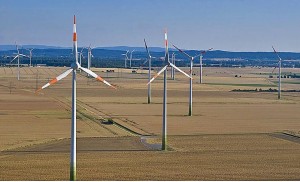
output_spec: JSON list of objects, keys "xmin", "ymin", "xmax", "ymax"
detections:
[
  {"xmin": 0, "ymin": 45, "xmax": 174, "ymax": 52},
  {"xmin": 1, "ymin": 46, "xmax": 300, "ymax": 68},
  {"xmin": 1, "ymin": 45, "xmax": 300, "ymax": 61},
  {"xmin": 1, "ymin": 44, "xmax": 300, "ymax": 64}
]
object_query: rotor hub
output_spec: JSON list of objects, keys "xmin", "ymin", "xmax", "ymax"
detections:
[{"xmin": 71, "ymin": 62, "xmax": 80, "ymax": 70}]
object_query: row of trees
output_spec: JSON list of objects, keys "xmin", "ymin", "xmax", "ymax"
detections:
[{"xmin": 1, "ymin": 55, "xmax": 300, "ymax": 68}]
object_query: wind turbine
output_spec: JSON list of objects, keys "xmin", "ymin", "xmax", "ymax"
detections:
[
  {"xmin": 87, "ymin": 45, "xmax": 94, "ymax": 77},
  {"xmin": 172, "ymin": 45, "xmax": 202, "ymax": 116},
  {"xmin": 11, "ymin": 44, "xmax": 28, "ymax": 80},
  {"xmin": 122, "ymin": 50, "xmax": 129, "ymax": 68},
  {"xmin": 272, "ymin": 46, "xmax": 282, "ymax": 99},
  {"xmin": 129, "ymin": 50, "xmax": 135, "ymax": 68},
  {"xmin": 36, "ymin": 16, "xmax": 116, "ymax": 181},
  {"xmin": 199, "ymin": 48, "xmax": 213, "ymax": 84},
  {"xmin": 26, "ymin": 48, "xmax": 34, "ymax": 67},
  {"xmin": 78, "ymin": 47, "xmax": 85, "ymax": 67},
  {"xmin": 147, "ymin": 30, "xmax": 191, "ymax": 150},
  {"xmin": 144, "ymin": 39, "xmax": 153, "ymax": 104}
]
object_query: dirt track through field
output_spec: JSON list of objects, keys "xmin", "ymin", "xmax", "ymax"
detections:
[{"xmin": 270, "ymin": 132, "xmax": 300, "ymax": 144}]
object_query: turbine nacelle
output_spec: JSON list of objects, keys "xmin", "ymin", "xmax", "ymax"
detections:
[{"xmin": 71, "ymin": 62, "xmax": 80, "ymax": 70}]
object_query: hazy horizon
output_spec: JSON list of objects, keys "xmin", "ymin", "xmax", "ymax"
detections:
[{"xmin": 1, "ymin": 44, "xmax": 300, "ymax": 53}]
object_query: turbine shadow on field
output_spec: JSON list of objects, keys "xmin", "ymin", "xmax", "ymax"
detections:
[
  {"xmin": 111, "ymin": 114, "xmax": 203, "ymax": 117},
  {"xmin": 2, "ymin": 137, "xmax": 160, "ymax": 153},
  {"xmin": 2, "ymin": 149, "xmax": 152, "ymax": 154}
]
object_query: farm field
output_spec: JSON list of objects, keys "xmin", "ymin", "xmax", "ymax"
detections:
[{"xmin": 0, "ymin": 66, "xmax": 299, "ymax": 180}]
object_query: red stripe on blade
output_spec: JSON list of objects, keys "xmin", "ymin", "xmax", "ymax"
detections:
[
  {"xmin": 49, "ymin": 78, "xmax": 58, "ymax": 85},
  {"xmin": 35, "ymin": 87, "xmax": 43, "ymax": 93},
  {"xmin": 96, "ymin": 76, "xmax": 104, "ymax": 82}
]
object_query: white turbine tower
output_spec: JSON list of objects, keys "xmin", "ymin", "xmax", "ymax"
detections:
[
  {"xmin": 272, "ymin": 46, "xmax": 282, "ymax": 99},
  {"xmin": 171, "ymin": 52, "xmax": 176, "ymax": 80},
  {"xmin": 78, "ymin": 47, "xmax": 86, "ymax": 73},
  {"xmin": 11, "ymin": 44, "xmax": 28, "ymax": 80},
  {"xmin": 199, "ymin": 48, "xmax": 213, "ymax": 84},
  {"xmin": 147, "ymin": 30, "xmax": 191, "ymax": 150},
  {"xmin": 144, "ymin": 39, "xmax": 153, "ymax": 104},
  {"xmin": 172, "ymin": 45, "xmax": 202, "ymax": 116},
  {"xmin": 122, "ymin": 50, "xmax": 129, "ymax": 68},
  {"xmin": 87, "ymin": 45, "xmax": 94, "ymax": 77},
  {"xmin": 87, "ymin": 45, "xmax": 93, "ymax": 70},
  {"xmin": 129, "ymin": 50, "xmax": 135, "ymax": 68},
  {"xmin": 36, "ymin": 16, "xmax": 116, "ymax": 181},
  {"xmin": 26, "ymin": 48, "xmax": 34, "ymax": 67},
  {"xmin": 78, "ymin": 47, "xmax": 85, "ymax": 67}
]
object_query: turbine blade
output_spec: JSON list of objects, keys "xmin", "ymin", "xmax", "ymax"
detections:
[
  {"xmin": 26, "ymin": 48, "xmax": 34, "ymax": 52},
  {"xmin": 147, "ymin": 65, "xmax": 168, "ymax": 85},
  {"xmin": 272, "ymin": 46, "xmax": 282, "ymax": 61},
  {"xmin": 271, "ymin": 65, "xmax": 278, "ymax": 74},
  {"xmin": 142, "ymin": 59, "xmax": 148, "ymax": 66},
  {"xmin": 142, "ymin": 39, "xmax": 150, "ymax": 66},
  {"xmin": 169, "ymin": 62, "xmax": 192, "ymax": 79},
  {"xmin": 165, "ymin": 30, "xmax": 169, "ymax": 63},
  {"xmin": 36, "ymin": 68, "xmax": 73, "ymax": 92},
  {"xmin": 144, "ymin": 39, "xmax": 151, "ymax": 59},
  {"xmin": 201, "ymin": 48, "xmax": 213, "ymax": 54},
  {"xmin": 172, "ymin": 44, "xmax": 191, "ymax": 59},
  {"xmin": 80, "ymin": 47, "xmax": 85, "ymax": 53},
  {"xmin": 193, "ymin": 53, "xmax": 202, "ymax": 59},
  {"xmin": 125, "ymin": 50, "xmax": 129, "ymax": 59},
  {"xmin": 73, "ymin": 15, "xmax": 78, "ymax": 63},
  {"xmin": 80, "ymin": 66, "xmax": 116, "ymax": 89},
  {"xmin": 10, "ymin": 55, "xmax": 19, "ymax": 63},
  {"xmin": 19, "ymin": 53, "xmax": 28, "ymax": 57},
  {"xmin": 194, "ymin": 48, "xmax": 214, "ymax": 59}
]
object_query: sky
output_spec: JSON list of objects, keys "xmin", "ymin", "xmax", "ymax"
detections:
[{"xmin": 0, "ymin": 0, "xmax": 300, "ymax": 52}]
